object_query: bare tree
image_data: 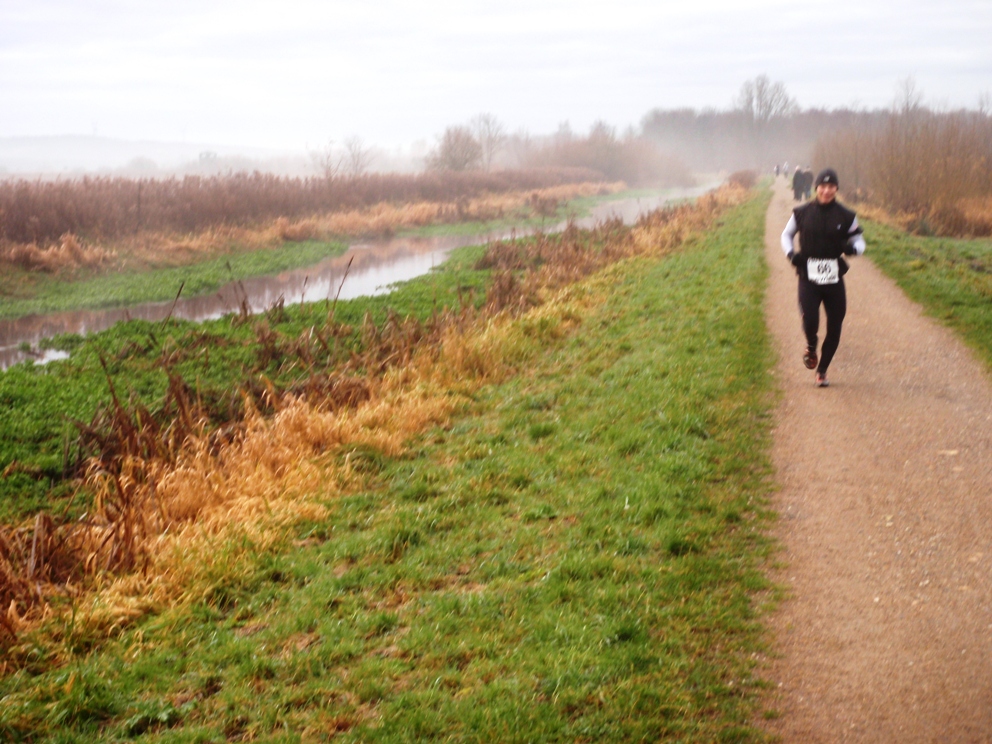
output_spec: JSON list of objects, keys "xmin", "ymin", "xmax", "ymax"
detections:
[
  {"xmin": 588, "ymin": 120, "xmax": 617, "ymax": 144},
  {"xmin": 735, "ymin": 75, "xmax": 798, "ymax": 124},
  {"xmin": 894, "ymin": 76, "xmax": 924, "ymax": 115},
  {"xmin": 504, "ymin": 128, "xmax": 535, "ymax": 168},
  {"xmin": 343, "ymin": 135, "xmax": 375, "ymax": 176},
  {"xmin": 309, "ymin": 140, "xmax": 339, "ymax": 180},
  {"xmin": 426, "ymin": 126, "xmax": 482, "ymax": 171},
  {"xmin": 553, "ymin": 121, "xmax": 574, "ymax": 147},
  {"xmin": 978, "ymin": 91, "xmax": 991, "ymax": 117},
  {"xmin": 470, "ymin": 113, "xmax": 507, "ymax": 171}
]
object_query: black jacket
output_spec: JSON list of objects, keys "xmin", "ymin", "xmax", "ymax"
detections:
[{"xmin": 792, "ymin": 200, "xmax": 861, "ymax": 260}]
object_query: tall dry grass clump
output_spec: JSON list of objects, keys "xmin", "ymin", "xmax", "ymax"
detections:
[
  {"xmin": 0, "ymin": 183, "xmax": 748, "ymax": 663},
  {"xmin": 813, "ymin": 105, "xmax": 992, "ymax": 236},
  {"xmin": 2, "ymin": 233, "xmax": 116, "ymax": 273}
]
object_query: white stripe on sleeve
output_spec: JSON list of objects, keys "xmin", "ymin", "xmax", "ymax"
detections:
[
  {"xmin": 848, "ymin": 217, "xmax": 865, "ymax": 255},
  {"xmin": 781, "ymin": 215, "xmax": 798, "ymax": 256}
]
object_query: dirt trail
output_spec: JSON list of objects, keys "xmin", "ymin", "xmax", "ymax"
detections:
[{"xmin": 760, "ymin": 179, "xmax": 992, "ymax": 742}]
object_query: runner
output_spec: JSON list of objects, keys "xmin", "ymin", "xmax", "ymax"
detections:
[
  {"xmin": 791, "ymin": 166, "xmax": 804, "ymax": 201},
  {"xmin": 802, "ymin": 166, "xmax": 813, "ymax": 199},
  {"xmin": 780, "ymin": 168, "xmax": 865, "ymax": 386}
]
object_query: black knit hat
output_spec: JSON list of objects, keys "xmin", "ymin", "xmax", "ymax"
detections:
[{"xmin": 814, "ymin": 168, "xmax": 839, "ymax": 187}]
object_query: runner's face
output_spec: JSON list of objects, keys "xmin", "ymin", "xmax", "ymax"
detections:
[{"xmin": 816, "ymin": 183, "xmax": 837, "ymax": 204}]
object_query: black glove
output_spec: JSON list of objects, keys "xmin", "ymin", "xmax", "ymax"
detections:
[
  {"xmin": 787, "ymin": 251, "xmax": 803, "ymax": 267},
  {"xmin": 842, "ymin": 244, "xmax": 857, "ymax": 256}
]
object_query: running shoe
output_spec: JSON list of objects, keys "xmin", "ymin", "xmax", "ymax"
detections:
[
  {"xmin": 815, "ymin": 373, "xmax": 829, "ymax": 387},
  {"xmin": 803, "ymin": 347, "xmax": 818, "ymax": 370}
]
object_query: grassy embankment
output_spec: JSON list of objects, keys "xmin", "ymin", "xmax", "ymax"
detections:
[
  {"xmin": 0, "ymin": 186, "xmax": 677, "ymax": 522},
  {"xmin": 862, "ymin": 219, "xmax": 992, "ymax": 369},
  {"xmin": 0, "ymin": 245, "xmax": 491, "ymax": 521},
  {"xmin": 0, "ymin": 189, "xmax": 778, "ymax": 740}
]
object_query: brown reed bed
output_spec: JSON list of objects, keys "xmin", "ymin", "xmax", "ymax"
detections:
[
  {"xmin": 0, "ymin": 181, "xmax": 622, "ymax": 277},
  {"xmin": 0, "ymin": 169, "xmax": 607, "ymax": 250},
  {"xmin": 813, "ymin": 106, "xmax": 992, "ymax": 237},
  {"xmin": 0, "ymin": 182, "xmax": 748, "ymax": 667}
]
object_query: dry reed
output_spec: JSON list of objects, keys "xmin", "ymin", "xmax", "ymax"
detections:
[
  {"xmin": 0, "ymin": 169, "xmax": 607, "ymax": 248},
  {"xmin": 3, "ymin": 233, "xmax": 117, "ymax": 273},
  {"xmin": 0, "ymin": 182, "xmax": 622, "ymax": 275},
  {"xmin": 813, "ymin": 106, "xmax": 992, "ymax": 236}
]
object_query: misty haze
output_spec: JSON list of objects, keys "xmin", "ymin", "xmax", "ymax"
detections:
[{"xmin": 1, "ymin": 2, "xmax": 991, "ymax": 741}]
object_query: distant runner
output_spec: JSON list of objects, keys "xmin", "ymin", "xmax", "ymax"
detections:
[
  {"xmin": 780, "ymin": 168, "xmax": 865, "ymax": 387},
  {"xmin": 791, "ymin": 166, "xmax": 804, "ymax": 201}
]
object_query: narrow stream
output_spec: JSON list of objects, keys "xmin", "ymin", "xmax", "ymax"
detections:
[{"xmin": 0, "ymin": 185, "xmax": 715, "ymax": 369}]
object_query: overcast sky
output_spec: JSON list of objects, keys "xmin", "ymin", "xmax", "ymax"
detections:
[{"xmin": 2, "ymin": 0, "xmax": 990, "ymax": 152}]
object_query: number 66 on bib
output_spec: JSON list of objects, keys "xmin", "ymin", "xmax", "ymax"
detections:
[{"xmin": 807, "ymin": 258, "xmax": 840, "ymax": 285}]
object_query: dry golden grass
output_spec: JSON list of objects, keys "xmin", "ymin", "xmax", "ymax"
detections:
[
  {"xmin": 848, "ymin": 201, "xmax": 914, "ymax": 231},
  {"xmin": 1, "ymin": 233, "xmax": 117, "ymax": 273},
  {"xmin": 952, "ymin": 196, "xmax": 992, "ymax": 236},
  {"xmin": 851, "ymin": 196, "xmax": 992, "ymax": 237},
  {"xmin": 0, "ymin": 183, "xmax": 747, "ymax": 664}
]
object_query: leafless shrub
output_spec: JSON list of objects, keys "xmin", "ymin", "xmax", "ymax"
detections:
[
  {"xmin": 727, "ymin": 170, "xmax": 758, "ymax": 189},
  {"xmin": 426, "ymin": 127, "xmax": 483, "ymax": 172},
  {"xmin": 471, "ymin": 113, "xmax": 507, "ymax": 172},
  {"xmin": 309, "ymin": 140, "xmax": 340, "ymax": 181},
  {"xmin": 342, "ymin": 136, "xmax": 375, "ymax": 177},
  {"xmin": 524, "ymin": 121, "xmax": 694, "ymax": 187},
  {"xmin": 813, "ymin": 93, "xmax": 992, "ymax": 236}
]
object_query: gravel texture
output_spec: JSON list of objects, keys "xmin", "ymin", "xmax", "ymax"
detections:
[{"xmin": 759, "ymin": 180, "xmax": 992, "ymax": 742}]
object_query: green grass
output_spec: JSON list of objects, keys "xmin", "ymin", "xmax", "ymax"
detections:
[
  {"xmin": 864, "ymin": 220, "xmax": 992, "ymax": 370},
  {"xmin": 0, "ymin": 189, "xmax": 675, "ymax": 321},
  {"xmin": 0, "ymin": 244, "xmax": 489, "ymax": 523},
  {"xmin": 0, "ymin": 239, "xmax": 350, "ymax": 320},
  {"xmin": 0, "ymin": 192, "xmax": 778, "ymax": 741},
  {"xmin": 0, "ymin": 188, "xmax": 701, "ymax": 523}
]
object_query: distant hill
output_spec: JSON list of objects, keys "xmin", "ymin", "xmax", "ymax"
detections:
[{"xmin": 0, "ymin": 135, "xmax": 302, "ymax": 177}]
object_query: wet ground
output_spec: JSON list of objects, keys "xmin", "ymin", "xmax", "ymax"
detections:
[{"xmin": 0, "ymin": 184, "xmax": 715, "ymax": 369}]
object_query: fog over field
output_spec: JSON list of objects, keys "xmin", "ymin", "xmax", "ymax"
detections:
[{"xmin": 1, "ymin": 0, "xmax": 990, "ymax": 173}]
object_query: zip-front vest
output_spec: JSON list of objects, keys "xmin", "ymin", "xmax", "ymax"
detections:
[{"xmin": 793, "ymin": 200, "xmax": 861, "ymax": 259}]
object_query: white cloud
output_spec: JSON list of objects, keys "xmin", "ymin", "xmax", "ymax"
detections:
[{"xmin": 1, "ymin": 0, "xmax": 990, "ymax": 149}]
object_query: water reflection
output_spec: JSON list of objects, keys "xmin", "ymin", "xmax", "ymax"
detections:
[{"xmin": 0, "ymin": 185, "xmax": 714, "ymax": 369}]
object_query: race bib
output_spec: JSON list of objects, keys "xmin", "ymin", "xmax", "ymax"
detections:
[{"xmin": 807, "ymin": 258, "xmax": 840, "ymax": 285}]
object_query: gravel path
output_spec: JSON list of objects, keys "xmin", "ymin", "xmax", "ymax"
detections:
[{"xmin": 759, "ymin": 179, "xmax": 992, "ymax": 742}]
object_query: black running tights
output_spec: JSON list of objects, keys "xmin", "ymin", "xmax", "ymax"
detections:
[{"xmin": 798, "ymin": 278, "xmax": 846, "ymax": 374}]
